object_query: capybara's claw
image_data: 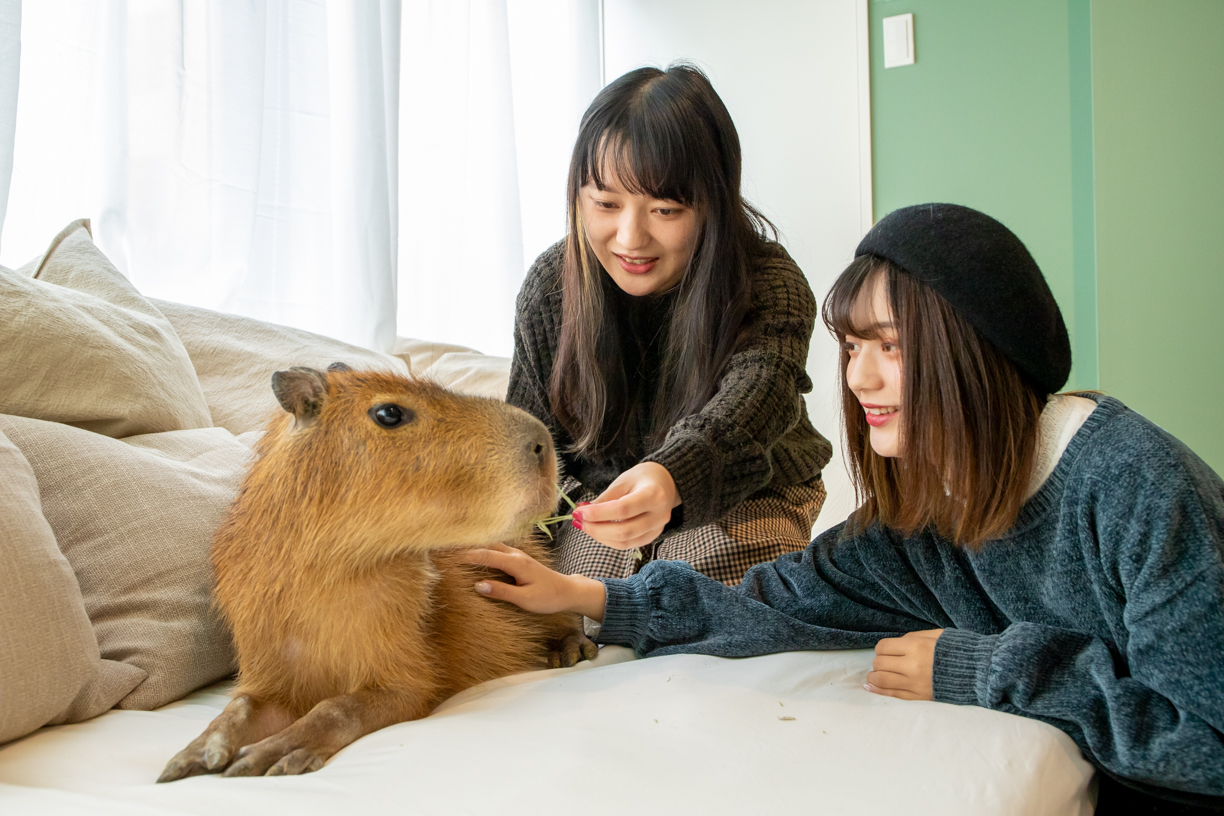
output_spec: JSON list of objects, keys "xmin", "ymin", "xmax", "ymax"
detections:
[
  {"xmin": 266, "ymin": 748, "xmax": 325, "ymax": 776},
  {"xmin": 157, "ymin": 725, "xmax": 242, "ymax": 782},
  {"xmin": 549, "ymin": 632, "xmax": 598, "ymax": 668},
  {"xmin": 223, "ymin": 736, "xmax": 327, "ymax": 777},
  {"xmin": 157, "ymin": 748, "xmax": 217, "ymax": 783},
  {"xmin": 204, "ymin": 746, "xmax": 228, "ymax": 770},
  {"xmin": 581, "ymin": 636, "xmax": 599, "ymax": 661},
  {"xmin": 157, "ymin": 759, "xmax": 191, "ymax": 784}
]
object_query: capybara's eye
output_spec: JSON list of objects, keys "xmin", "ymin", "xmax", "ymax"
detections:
[{"xmin": 369, "ymin": 404, "xmax": 415, "ymax": 428}]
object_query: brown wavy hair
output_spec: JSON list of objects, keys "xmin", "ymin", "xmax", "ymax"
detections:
[
  {"xmin": 550, "ymin": 64, "xmax": 775, "ymax": 459},
  {"xmin": 822, "ymin": 255, "xmax": 1044, "ymax": 547}
]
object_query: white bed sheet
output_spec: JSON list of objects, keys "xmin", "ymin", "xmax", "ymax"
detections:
[{"xmin": 0, "ymin": 647, "xmax": 1094, "ymax": 815}]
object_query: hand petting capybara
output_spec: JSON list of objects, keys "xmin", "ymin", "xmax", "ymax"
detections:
[{"xmin": 159, "ymin": 363, "xmax": 595, "ymax": 781}]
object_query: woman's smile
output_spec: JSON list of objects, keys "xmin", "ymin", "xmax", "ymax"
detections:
[
  {"xmin": 614, "ymin": 253, "xmax": 659, "ymax": 274},
  {"xmin": 861, "ymin": 403, "xmax": 900, "ymax": 428}
]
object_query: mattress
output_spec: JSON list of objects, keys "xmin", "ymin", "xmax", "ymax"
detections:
[{"xmin": 0, "ymin": 646, "xmax": 1094, "ymax": 815}]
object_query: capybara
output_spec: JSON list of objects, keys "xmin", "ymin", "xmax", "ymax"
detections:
[{"xmin": 158, "ymin": 364, "xmax": 595, "ymax": 781}]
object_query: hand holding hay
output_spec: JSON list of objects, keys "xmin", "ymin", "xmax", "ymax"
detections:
[{"xmin": 568, "ymin": 462, "xmax": 680, "ymax": 551}]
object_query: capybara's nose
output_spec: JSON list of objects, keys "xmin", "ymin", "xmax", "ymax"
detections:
[
  {"xmin": 527, "ymin": 423, "xmax": 553, "ymax": 472},
  {"xmin": 505, "ymin": 408, "xmax": 554, "ymax": 476}
]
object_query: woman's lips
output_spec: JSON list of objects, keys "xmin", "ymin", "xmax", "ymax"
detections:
[
  {"xmin": 862, "ymin": 405, "xmax": 899, "ymax": 428},
  {"xmin": 615, "ymin": 253, "xmax": 657, "ymax": 274}
]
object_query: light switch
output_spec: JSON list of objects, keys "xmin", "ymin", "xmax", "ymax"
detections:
[{"xmin": 883, "ymin": 13, "xmax": 915, "ymax": 68}]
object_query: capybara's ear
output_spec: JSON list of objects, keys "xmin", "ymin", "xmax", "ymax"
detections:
[
  {"xmin": 271, "ymin": 367, "xmax": 329, "ymax": 428},
  {"xmin": 327, "ymin": 361, "xmax": 352, "ymax": 373}
]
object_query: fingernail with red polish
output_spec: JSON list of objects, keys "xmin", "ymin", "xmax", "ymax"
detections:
[
  {"xmin": 571, "ymin": 515, "xmax": 584, "ymax": 531},
  {"xmin": 576, "ymin": 502, "xmax": 591, "ymax": 508}
]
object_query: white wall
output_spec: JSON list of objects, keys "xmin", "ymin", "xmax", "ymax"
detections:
[{"xmin": 603, "ymin": 0, "xmax": 872, "ymax": 534}]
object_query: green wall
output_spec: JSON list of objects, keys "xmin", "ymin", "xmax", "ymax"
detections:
[
  {"xmin": 868, "ymin": 0, "xmax": 1084, "ymax": 385},
  {"xmin": 869, "ymin": 0, "xmax": 1224, "ymax": 473},
  {"xmin": 1091, "ymin": 1, "xmax": 1224, "ymax": 472}
]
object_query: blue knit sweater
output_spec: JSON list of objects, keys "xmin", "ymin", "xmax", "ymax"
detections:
[{"xmin": 596, "ymin": 396, "xmax": 1224, "ymax": 802}]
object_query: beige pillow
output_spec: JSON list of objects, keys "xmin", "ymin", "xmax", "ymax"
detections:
[
  {"xmin": 153, "ymin": 299, "xmax": 411, "ymax": 435},
  {"xmin": 391, "ymin": 336, "xmax": 484, "ymax": 373},
  {"xmin": 0, "ymin": 415, "xmax": 250, "ymax": 711},
  {"xmin": 391, "ymin": 337, "xmax": 512, "ymax": 401},
  {"xmin": 0, "ymin": 220, "xmax": 212, "ymax": 437},
  {"xmin": 420, "ymin": 351, "xmax": 512, "ymax": 401},
  {"xmin": 0, "ymin": 431, "xmax": 145, "ymax": 743}
]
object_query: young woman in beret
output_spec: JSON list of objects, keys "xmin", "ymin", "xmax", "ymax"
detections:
[
  {"xmin": 508, "ymin": 63, "xmax": 832, "ymax": 586},
  {"xmin": 475, "ymin": 203, "xmax": 1224, "ymax": 812}
]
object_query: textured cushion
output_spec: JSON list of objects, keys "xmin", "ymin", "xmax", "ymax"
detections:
[
  {"xmin": 419, "ymin": 351, "xmax": 512, "ymax": 401},
  {"xmin": 0, "ymin": 415, "xmax": 250, "ymax": 711},
  {"xmin": 392, "ymin": 337, "xmax": 512, "ymax": 401},
  {"xmin": 390, "ymin": 337, "xmax": 483, "ymax": 373},
  {"xmin": 0, "ymin": 431, "xmax": 145, "ymax": 743},
  {"xmin": 153, "ymin": 299, "xmax": 411, "ymax": 435},
  {"xmin": 0, "ymin": 220, "xmax": 212, "ymax": 437}
]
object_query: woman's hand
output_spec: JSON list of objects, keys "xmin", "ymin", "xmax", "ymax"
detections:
[
  {"xmin": 864, "ymin": 629, "xmax": 944, "ymax": 701},
  {"xmin": 464, "ymin": 542, "xmax": 608, "ymax": 622},
  {"xmin": 573, "ymin": 462, "xmax": 681, "ymax": 551}
]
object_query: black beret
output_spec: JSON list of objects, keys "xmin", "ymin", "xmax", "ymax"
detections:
[{"xmin": 855, "ymin": 203, "xmax": 1071, "ymax": 396}]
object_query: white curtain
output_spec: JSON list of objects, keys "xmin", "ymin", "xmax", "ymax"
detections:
[
  {"xmin": 0, "ymin": 0, "xmax": 600, "ymax": 356},
  {"xmin": 0, "ymin": 0, "xmax": 18, "ymax": 246},
  {"xmin": 397, "ymin": 0, "xmax": 600, "ymax": 357},
  {"xmin": 2, "ymin": 0, "xmax": 400, "ymax": 352}
]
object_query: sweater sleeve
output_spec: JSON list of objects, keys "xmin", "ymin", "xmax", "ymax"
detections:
[
  {"xmin": 642, "ymin": 246, "xmax": 822, "ymax": 526},
  {"xmin": 598, "ymin": 523, "xmax": 943, "ymax": 658},
  {"xmin": 932, "ymin": 434, "xmax": 1224, "ymax": 800}
]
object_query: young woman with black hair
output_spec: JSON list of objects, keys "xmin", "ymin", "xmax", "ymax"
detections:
[
  {"xmin": 475, "ymin": 204, "xmax": 1224, "ymax": 812},
  {"xmin": 508, "ymin": 63, "xmax": 832, "ymax": 586}
]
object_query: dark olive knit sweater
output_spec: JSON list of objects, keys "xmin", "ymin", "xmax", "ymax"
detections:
[{"xmin": 506, "ymin": 240, "xmax": 832, "ymax": 529}]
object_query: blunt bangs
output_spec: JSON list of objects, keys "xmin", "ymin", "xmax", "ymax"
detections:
[
  {"xmin": 822, "ymin": 254, "xmax": 891, "ymax": 342},
  {"xmin": 582, "ymin": 133, "xmax": 693, "ymax": 206}
]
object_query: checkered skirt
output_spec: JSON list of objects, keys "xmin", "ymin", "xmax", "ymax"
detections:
[{"xmin": 549, "ymin": 478, "xmax": 827, "ymax": 587}]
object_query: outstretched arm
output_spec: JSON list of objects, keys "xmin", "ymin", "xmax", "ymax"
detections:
[
  {"xmin": 596, "ymin": 524, "xmax": 941, "ymax": 658},
  {"xmin": 467, "ymin": 523, "xmax": 942, "ymax": 660}
]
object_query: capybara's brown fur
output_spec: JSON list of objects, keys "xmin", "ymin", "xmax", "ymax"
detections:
[{"xmin": 159, "ymin": 365, "xmax": 593, "ymax": 781}]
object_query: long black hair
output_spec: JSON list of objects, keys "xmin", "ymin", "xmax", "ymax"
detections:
[{"xmin": 550, "ymin": 63, "xmax": 775, "ymax": 459}]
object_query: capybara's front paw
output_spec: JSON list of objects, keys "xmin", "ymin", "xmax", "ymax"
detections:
[
  {"xmin": 223, "ymin": 735, "xmax": 325, "ymax": 777},
  {"xmin": 548, "ymin": 631, "xmax": 599, "ymax": 668},
  {"xmin": 157, "ymin": 730, "xmax": 239, "ymax": 783}
]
